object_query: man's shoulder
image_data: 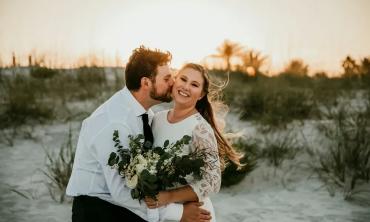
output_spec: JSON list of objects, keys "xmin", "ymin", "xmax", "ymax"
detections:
[
  {"xmin": 82, "ymin": 113, "xmax": 132, "ymax": 148},
  {"xmin": 84, "ymin": 109, "xmax": 131, "ymax": 134},
  {"xmin": 82, "ymin": 91, "xmax": 133, "ymax": 140},
  {"xmin": 90, "ymin": 90, "xmax": 132, "ymax": 120}
]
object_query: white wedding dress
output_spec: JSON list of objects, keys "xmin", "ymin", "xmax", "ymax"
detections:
[{"xmin": 152, "ymin": 110, "xmax": 221, "ymax": 222}]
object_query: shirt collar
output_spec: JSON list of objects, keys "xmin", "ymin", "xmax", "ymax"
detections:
[{"xmin": 120, "ymin": 87, "xmax": 154, "ymax": 119}]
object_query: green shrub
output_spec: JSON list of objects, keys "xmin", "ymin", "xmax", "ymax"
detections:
[
  {"xmin": 0, "ymin": 75, "xmax": 54, "ymax": 129},
  {"xmin": 260, "ymin": 131, "xmax": 300, "ymax": 168},
  {"xmin": 238, "ymin": 87, "xmax": 265, "ymax": 119},
  {"xmin": 209, "ymin": 70, "xmax": 256, "ymax": 106},
  {"xmin": 30, "ymin": 66, "xmax": 58, "ymax": 79},
  {"xmin": 113, "ymin": 68, "xmax": 125, "ymax": 91},
  {"xmin": 238, "ymin": 86, "xmax": 314, "ymax": 127},
  {"xmin": 43, "ymin": 127, "xmax": 76, "ymax": 203},
  {"xmin": 310, "ymin": 106, "xmax": 370, "ymax": 199},
  {"xmin": 49, "ymin": 72, "xmax": 76, "ymax": 104},
  {"xmin": 76, "ymin": 67, "xmax": 106, "ymax": 86},
  {"xmin": 276, "ymin": 73, "xmax": 313, "ymax": 88},
  {"xmin": 75, "ymin": 67, "xmax": 107, "ymax": 100}
]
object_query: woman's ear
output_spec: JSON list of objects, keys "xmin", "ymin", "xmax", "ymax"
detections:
[{"xmin": 199, "ymin": 92, "xmax": 206, "ymax": 101}]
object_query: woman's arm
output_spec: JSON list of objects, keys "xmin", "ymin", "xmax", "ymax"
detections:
[
  {"xmin": 164, "ymin": 185, "xmax": 199, "ymax": 203},
  {"xmin": 187, "ymin": 122, "xmax": 221, "ymax": 201},
  {"xmin": 145, "ymin": 185, "xmax": 198, "ymax": 208}
]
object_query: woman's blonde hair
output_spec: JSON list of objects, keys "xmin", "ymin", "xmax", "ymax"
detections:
[{"xmin": 179, "ymin": 63, "xmax": 243, "ymax": 171}]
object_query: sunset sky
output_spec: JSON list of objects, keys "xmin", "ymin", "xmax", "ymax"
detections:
[{"xmin": 1, "ymin": 0, "xmax": 370, "ymax": 74}]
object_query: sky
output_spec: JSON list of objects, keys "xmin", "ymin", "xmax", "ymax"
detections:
[{"xmin": 0, "ymin": 0, "xmax": 370, "ymax": 74}]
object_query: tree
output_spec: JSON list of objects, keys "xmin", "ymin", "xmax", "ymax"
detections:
[
  {"xmin": 240, "ymin": 50, "xmax": 267, "ymax": 76},
  {"xmin": 360, "ymin": 57, "xmax": 370, "ymax": 76},
  {"xmin": 360, "ymin": 57, "xmax": 370, "ymax": 85},
  {"xmin": 342, "ymin": 56, "xmax": 360, "ymax": 78},
  {"xmin": 282, "ymin": 59, "xmax": 309, "ymax": 77},
  {"xmin": 212, "ymin": 39, "xmax": 244, "ymax": 72},
  {"xmin": 313, "ymin": 71, "xmax": 328, "ymax": 79}
]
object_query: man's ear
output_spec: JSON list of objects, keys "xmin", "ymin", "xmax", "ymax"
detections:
[{"xmin": 141, "ymin": 77, "xmax": 151, "ymax": 89}]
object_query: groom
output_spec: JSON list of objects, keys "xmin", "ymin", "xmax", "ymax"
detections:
[{"xmin": 66, "ymin": 46, "xmax": 212, "ymax": 222}]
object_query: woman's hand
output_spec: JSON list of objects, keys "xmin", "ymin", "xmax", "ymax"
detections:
[{"xmin": 145, "ymin": 191, "xmax": 171, "ymax": 209}]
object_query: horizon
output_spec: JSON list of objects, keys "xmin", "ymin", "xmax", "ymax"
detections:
[{"xmin": 1, "ymin": 0, "xmax": 370, "ymax": 75}]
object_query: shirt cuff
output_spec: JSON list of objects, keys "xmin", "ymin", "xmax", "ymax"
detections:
[{"xmin": 160, "ymin": 203, "xmax": 183, "ymax": 221}]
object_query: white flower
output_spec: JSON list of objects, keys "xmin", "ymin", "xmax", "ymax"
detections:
[
  {"xmin": 136, "ymin": 163, "xmax": 146, "ymax": 174},
  {"xmin": 152, "ymin": 153, "xmax": 160, "ymax": 159},
  {"xmin": 137, "ymin": 154, "xmax": 147, "ymax": 165},
  {"xmin": 149, "ymin": 166, "xmax": 157, "ymax": 174},
  {"xmin": 126, "ymin": 175, "xmax": 138, "ymax": 189}
]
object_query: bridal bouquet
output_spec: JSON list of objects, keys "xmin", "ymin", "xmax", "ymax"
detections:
[{"xmin": 107, "ymin": 130, "xmax": 205, "ymax": 222}]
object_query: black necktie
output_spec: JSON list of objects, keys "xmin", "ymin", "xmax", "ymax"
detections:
[{"xmin": 141, "ymin": 113, "xmax": 154, "ymax": 149}]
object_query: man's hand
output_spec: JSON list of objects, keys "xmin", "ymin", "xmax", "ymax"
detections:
[{"xmin": 180, "ymin": 202, "xmax": 212, "ymax": 222}]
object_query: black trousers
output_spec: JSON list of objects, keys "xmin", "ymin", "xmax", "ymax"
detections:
[{"xmin": 72, "ymin": 195, "xmax": 147, "ymax": 222}]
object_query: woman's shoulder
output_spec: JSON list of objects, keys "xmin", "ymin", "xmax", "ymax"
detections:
[
  {"xmin": 191, "ymin": 114, "xmax": 218, "ymax": 147},
  {"xmin": 193, "ymin": 113, "xmax": 214, "ymax": 133}
]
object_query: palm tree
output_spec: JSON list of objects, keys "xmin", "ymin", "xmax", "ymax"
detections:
[
  {"xmin": 240, "ymin": 50, "xmax": 267, "ymax": 76},
  {"xmin": 212, "ymin": 39, "xmax": 244, "ymax": 72}
]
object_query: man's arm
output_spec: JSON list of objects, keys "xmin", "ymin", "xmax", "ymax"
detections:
[
  {"xmin": 93, "ymin": 124, "xmax": 146, "ymax": 216},
  {"xmin": 180, "ymin": 202, "xmax": 212, "ymax": 222},
  {"xmin": 158, "ymin": 202, "xmax": 211, "ymax": 222}
]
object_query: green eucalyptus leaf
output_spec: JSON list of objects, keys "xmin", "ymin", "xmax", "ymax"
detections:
[
  {"xmin": 164, "ymin": 140, "xmax": 169, "ymax": 147},
  {"xmin": 178, "ymin": 177, "xmax": 187, "ymax": 185},
  {"xmin": 131, "ymin": 188, "xmax": 140, "ymax": 199},
  {"xmin": 183, "ymin": 135, "xmax": 191, "ymax": 144},
  {"xmin": 137, "ymin": 134, "xmax": 144, "ymax": 140},
  {"xmin": 153, "ymin": 146, "xmax": 164, "ymax": 155},
  {"xmin": 108, "ymin": 152, "xmax": 118, "ymax": 166}
]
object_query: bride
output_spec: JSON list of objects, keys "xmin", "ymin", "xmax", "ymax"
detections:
[{"xmin": 145, "ymin": 63, "xmax": 242, "ymax": 222}]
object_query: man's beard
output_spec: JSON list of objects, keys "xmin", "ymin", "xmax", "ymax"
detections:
[{"xmin": 150, "ymin": 85, "xmax": 172, "ymax": 103}]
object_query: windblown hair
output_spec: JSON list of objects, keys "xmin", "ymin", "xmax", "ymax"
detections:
[
  {"xmin": 179, "ymin": 63, "xmax": 242, "ymax": 171},
  {"xmin": 125, "ymin": 46, "xmax": 172, "ymax": 91}
]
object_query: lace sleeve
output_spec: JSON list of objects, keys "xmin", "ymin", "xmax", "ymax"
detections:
[{"xmin": 188, "ymin": 121, "xmax": 221, "ymax": 201}]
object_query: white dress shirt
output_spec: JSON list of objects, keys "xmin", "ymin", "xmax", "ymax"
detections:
[{"xmin": 66, "ymin": 87, "xmax": 183, "ymax": 221}]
